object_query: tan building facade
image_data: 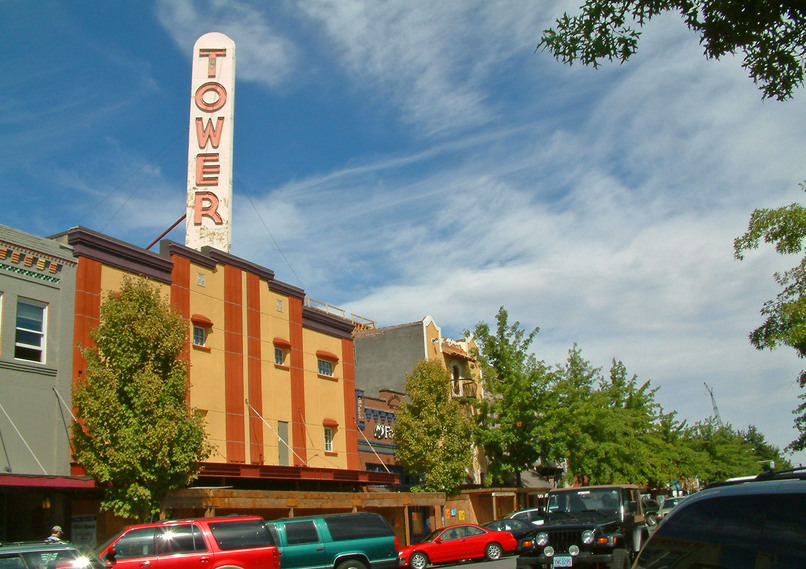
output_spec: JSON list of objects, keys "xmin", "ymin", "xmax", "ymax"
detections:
[
  {"xmin": 354, "ymin": 316, "xmax": 486, "ymax": 485},
  {"xmin": 57, "ymin": 227, "xmax": 392, "ymax": 488}
]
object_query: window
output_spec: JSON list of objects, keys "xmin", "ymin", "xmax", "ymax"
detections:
[
  {"xmin": 275, "ymin": 347, "xmax": 286, "ymax": 366},
  {"xmin": 207, "ymin": 520, "xmax": 275, "ymax": 550},
  {"xmin": 318, "ymin": 359, "xmax": 334, "ymax": 377},
  {"xmin": 284, "ymin": 520, "xmax": 319, "ymax": 545},
  {"xmin": 113, "ymin": 527, "xmax": 156, "ymax": 559},
  {"xmin": 193, "ymin": 325, "xmax": 207, "ymax": 347},
  {"xmin": 156, "ymin": 524, "xmax": 207, "ymax": 555},
  {"xmin": 324, "ymin": 427, "xmax": 333, "ymax": 452},
  {"xmin": 190, "ymin": 314, "xmax": 213, "ymax": 350},
  {"xmin": 15, "ymin": 298, "xmax": 46, "ymax": 362},
  {"xmin": 278, "ymin": 421, "xmax": 289, "ymax": 466}
]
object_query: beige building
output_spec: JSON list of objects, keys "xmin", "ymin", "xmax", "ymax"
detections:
[{"xmin": 354, "ymin": 316, "xmax": 486, "ymax": 485}]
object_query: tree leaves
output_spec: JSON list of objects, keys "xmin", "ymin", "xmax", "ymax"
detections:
[
  {"xmin": 72, "ymin": 276, "xmax": 210, "ymax": 520},
  {"xmin": 539, "ymin": 0, "xmax": 806, "ymax": 100},
  {"xmin": 394, "ymin": 360, "xmax": 474, "ymax": 495},
  {"xmin": 735, "ymin": 187, "xmax": 806, "ymax": 451}
]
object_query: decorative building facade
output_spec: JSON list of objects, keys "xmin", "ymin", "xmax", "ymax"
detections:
[
  {"xmin": 0, "ymin": 224, "xmax": 96, "ymax": 541},
  {"xmin": 55, "ymin": 226, "xmax": 392, "ymax": 487},
  {"xmin": 354, "ymin": 316, "xmax": 486, "ymax": 485}
]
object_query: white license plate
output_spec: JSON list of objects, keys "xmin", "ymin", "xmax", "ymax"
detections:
[{"xmin": 553, "ymin": 556, "xmax": 573, "ymax": 568}]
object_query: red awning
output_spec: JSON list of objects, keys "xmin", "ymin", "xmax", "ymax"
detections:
[
  {"xmin": 191, "ymin": 314, "xmax": 214, "ymax": 327},
  {"xmin": 0, "ymin": 473, "xmax": 97, "ymax": 489},
  {"xmin": 323, "ymin": 418, "xmax": 339, "ymax": 428},
  {"xmin": 273, "ymin": 337, "xmax": 292, "ymax": 349},
  {"xmin": 316, "ymin": 350, "xmax": 339, "ymax": 361}
]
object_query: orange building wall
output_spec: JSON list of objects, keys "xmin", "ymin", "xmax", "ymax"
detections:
[{"xmin": 66, "ymin": 228, "xmax": 361, "ymax": 479}]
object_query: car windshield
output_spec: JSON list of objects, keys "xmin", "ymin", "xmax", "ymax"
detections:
[
  {"xmin": 548, "ymin": 489, "xmax": 620, "ymax": 513},
  {"xmin": 418, "ymin": 529, "xmax": 445, "ymax": 543}
]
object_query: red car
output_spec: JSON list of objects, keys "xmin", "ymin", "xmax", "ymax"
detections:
[
  {"xmin": 398, "ymin": 523, "xmax": 517, "ymax": 569},
  {"xmin": 96, "ymin": 515, "xmax": 280, "ymax": 569}
]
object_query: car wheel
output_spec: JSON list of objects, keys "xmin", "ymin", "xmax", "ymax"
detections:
[
  {"xmin": 609, "ymin": 549, "xmax": 629, "ymax": 569},
  {"xmin": 336, "ymin": 560, "xmax": 368, "ymax": 569},
  {"xmin": 484, "ymin": 542, "xmax": 503, "ymax": 561},
  {"xmin": 410, "ymin": 552, "xmax": 429, "ymax": 569}
]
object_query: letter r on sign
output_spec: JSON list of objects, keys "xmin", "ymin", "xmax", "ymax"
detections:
[{"xmin": 194, "ymin": 191, "xmax": 224, "ymax": 225}]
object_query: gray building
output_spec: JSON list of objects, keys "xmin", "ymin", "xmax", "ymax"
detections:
[{"xmin": 0, "ymin": 224, "xmax": 92, "ymax": 541}]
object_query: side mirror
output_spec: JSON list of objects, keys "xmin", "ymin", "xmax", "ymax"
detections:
[
  {"xmin": 105, "ymin": 546, "xmax": 117, "ymax": 563},
  {"xmin": 434, "ymin": 538, "xmax": 443, "ymax": 544}
]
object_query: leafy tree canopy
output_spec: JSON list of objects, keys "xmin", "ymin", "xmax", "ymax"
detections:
[
  {"xmin": 472, "ymin": 307, "xmax": 547, "ymax": 486},
  {"xmin": 394, "ymin": 359, "xmax": 474, "ymax": 495},
  {"xmin": 734, "ymin": 191, "xmax": 806, "ymax": 452},
  {"xmin": 539, "ymin": 0, "xmax": 806, "ymax": 100},
  {"xmin": 72, "ymin": 276, "xmax": 210, "ymax": 520}
]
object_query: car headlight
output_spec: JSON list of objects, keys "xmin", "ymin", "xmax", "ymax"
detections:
[
  {"xmin": 536, "ymin": 532, "xmax": 549, "ymax": 547},
  {"xmin": 543, "ymin": 546, "xmax": 554, "ymax": 558},
  {"xmin": 581, "ymin": 530, "xmax": 595, "ymax": 545},
  {"xmin": 568, "ymin": 545, "xmax": 580, "ymax": 556}
]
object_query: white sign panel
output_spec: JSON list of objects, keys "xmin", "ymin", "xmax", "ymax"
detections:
[{"xmin": 186, "ymin": 32, "xmax": 235, "ymax": 252}]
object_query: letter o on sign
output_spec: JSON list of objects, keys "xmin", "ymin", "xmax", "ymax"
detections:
[{"xmin": 195, "ymin": 82, "xmax": 227, "ymax": 112}]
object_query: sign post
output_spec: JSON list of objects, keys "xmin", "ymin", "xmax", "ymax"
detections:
[{"xmin": 186, "ymin": 32, "xmax": 235, "ymax": 253}]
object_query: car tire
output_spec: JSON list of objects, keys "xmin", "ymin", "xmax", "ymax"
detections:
[
  {"xmin": 484, "ymin": 542, "xmax": 503, "ymax": 561},
  {"xmin": 336, "ymin": 560, "xmax": 368, "ymax": 569},
  {"xmin": 609, "ymin": 549, "xmax": 629, "ymax": 569},
  {"xmin": 410, "ymin": 552, "xmax": 429, "ymax": 569}
]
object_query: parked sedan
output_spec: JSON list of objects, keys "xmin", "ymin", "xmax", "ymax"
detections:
[
  {"xmin": 398, "ymin": 524, "xmax": 517, "ymax": 569},
  {"xmin": 482, "ymin": 518, "xmax": 536, "ymax": 541}
]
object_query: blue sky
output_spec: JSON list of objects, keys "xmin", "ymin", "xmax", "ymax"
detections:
[{"xmin": 3, "ymin": 0, "xmax": 806, "ymax": 465}]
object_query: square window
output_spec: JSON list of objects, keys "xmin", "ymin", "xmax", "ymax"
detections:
[
  {"xmin": 274, "ymin": 347, "xmax": 286, "ymax": 366},
  {"xmin": 324, "ymin": 427, "xmax": 333, "ymax": 453},
  {"xmin": 318, "ymin": 359, "xmax": 334, "ymax": 377},
  {"xmin": 193, "ymin": 325, "xmax": 207, "ymax": 347},
  {"xmin": 15, "ymin": 298, "xmax": 46, "ymax": 363}
]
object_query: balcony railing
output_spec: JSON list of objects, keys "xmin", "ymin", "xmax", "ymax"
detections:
[{"xmin": 452, "ymin": 380, "xmax": 478, "ymax": 399}]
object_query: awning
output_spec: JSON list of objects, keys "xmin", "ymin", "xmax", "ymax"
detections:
[{"xmin": 0, "ymin": 473, "xmax": 97, "ymax": 489}]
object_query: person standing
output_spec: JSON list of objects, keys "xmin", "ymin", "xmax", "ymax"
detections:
[{"xmin": 45, "ymin": 526, "xmax": 64, "ymax": 543}]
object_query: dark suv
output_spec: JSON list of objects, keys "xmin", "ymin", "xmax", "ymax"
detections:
[
  {"xmin": 0, "ymin": 541, "xmax": 108, "ymax": 569},
  {"xmin": 516, "ymin": 484, "xmax": 650, "ymax": 569},
  {"xmin": 634, "ymin": 467, "xmax": 806, "ymax": 568}
]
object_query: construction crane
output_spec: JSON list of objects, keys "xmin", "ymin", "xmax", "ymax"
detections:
[{"xmin": 704, "ymin": 382, "xmax": 723, "ymax": 427}]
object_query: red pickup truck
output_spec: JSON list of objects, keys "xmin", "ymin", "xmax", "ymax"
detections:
[{"xmin": 97, "ymin": 515, "xmax": 280, "ymax": 569}]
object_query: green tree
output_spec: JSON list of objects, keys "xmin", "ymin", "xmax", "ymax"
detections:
[
  {"xmin": 72, "ymin": 276, "xmax": 210, "ymax": 520},
  {"xmin": 734, "ymin": 193, "xmax": 806, "ymax": 452},
  {"xmin": 538, "ymin": 0, "xmax": 806, "ymax": 100},
  {"xmin": 394, "ymin": 359, "xmax": 474, "ymax": 495},
  {"xmin": 472, "ymin": 307, "xmax": 547, "ymax": 486},
  {"xmin": 742, "ymin": 424, "xmax": 792, "ymax": 470}
]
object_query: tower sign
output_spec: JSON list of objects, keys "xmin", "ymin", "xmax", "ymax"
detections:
[{"xmin": 186, "ymin": 32, "xmax": 235, "ymax": 252}]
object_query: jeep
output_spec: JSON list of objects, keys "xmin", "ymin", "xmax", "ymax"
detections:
[{"xmin": 516, "ymin": 484, "xmax": 650, "ymax": 569}]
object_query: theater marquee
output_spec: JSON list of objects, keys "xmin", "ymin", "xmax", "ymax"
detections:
[{"xmin": 186, "ymin": 32, "xmax": 235, "ymax": 253}]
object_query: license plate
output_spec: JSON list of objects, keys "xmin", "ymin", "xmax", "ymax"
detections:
[{"xmin": 553, "ymin": 556, "xmax": 573, "ymax": 568}]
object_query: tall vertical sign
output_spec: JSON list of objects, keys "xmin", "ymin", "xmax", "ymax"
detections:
[{"xmin": 186, "ymin": 32, "xmax": 235, "ymax": 253}]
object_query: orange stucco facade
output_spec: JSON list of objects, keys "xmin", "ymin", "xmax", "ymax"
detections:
[{"xmin": 62, "ymin": 227, "xmax": 381, "ymax": 485}]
